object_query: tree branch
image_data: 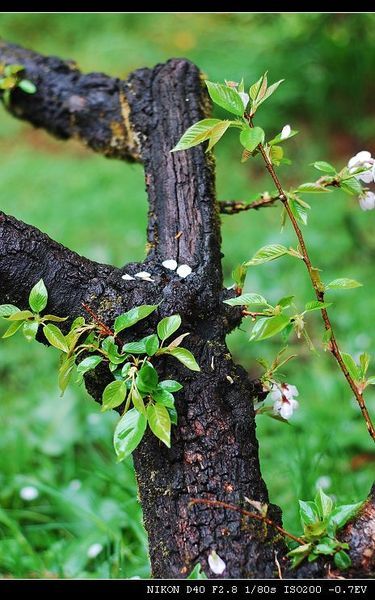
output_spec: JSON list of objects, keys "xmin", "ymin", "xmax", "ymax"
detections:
[
  {"xmin": 219, "ymin": 194, "xmax": 279, "ymax": 214},
  {"xmin": 0, "ymin": 40, "xmax": 141, "ymax": 162}
]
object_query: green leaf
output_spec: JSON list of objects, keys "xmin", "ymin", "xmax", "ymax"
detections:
[
  {"xmin": 315, "ymin": 488, "xmax": 334, "ymax": 520},
  {"xmin": 312, "ymin": 161, "xmax": 336, "ymax": 174},
  {"xmin": 326, "ymin": 278, "xmax": 362, "ymax": 290},
  {"xmin": 206, "ymin": 120, "xmax": 232, "ymax": 151},
  {"xmin": 329, "ymin": 502, "xmax": 363, "ymax": 530},
  {"xmin": 277, "ymin": 295, "xmax": 294, "ymax": 308},
  {"xmin": 147, "ymin": 403, "xmax": 171, "ymax": 447},
  {"xmin": 136, "ymin": 363, "xmax": 159, "ymax": 393},
  {"xmin": 299, "ymin": 500, "xmax": 319, "ymax": 526},
  {"xmin": 245, "ymin": 244, "xmax": 289, "ymax": 266},
  {"xmin": 256, "ymin": 79, "xmax": 284, "ymax": 106},
  {"xmin": 29, "ymin": 279, "xmax": 48, "ymax": 313},
  {"xmin": 296, "ymin": 183, "xmax": 332, "ymax": 194},
  {"xmin": 157, "ymin": 314, "xmax": 182, "ymax": 342},
  {"xmin": 102, "ymin": 380, "xmax": 127, "ymax": 412},
  {"xmin": 171, "ymin": 118, "xmax": 222, "ymax": 152},
  {"xmin": 114, "ymin": 304, "xmax": 158, "ymax": 334},
  {"xmin": 187, "ymin": 563, "xmax": 208, "ymax": 580},
  {"xmin": 2, "ymin": 320, "xmax": 24, "ymax": 338},
  {"xmin": 270, "ymin": 145, "xmax": 283, "ymax": 165},
  {"xmin": 359, "ymin": 353, "xmax": 370, "ymax": 378},
  {"xmin": 231, "ymin": 263, "xmax": 247, "ymax": 289},
  {"xmin": 249, "ymin": 75, "xmax": 264, "ymax": 100},
  {"xmin": 304, "ymin": 300, "xmax": 332, "ymax": 313},
  {"xmin": 340, "ymin": 177, "xmax": 362, "ymax": 196},
  {"xmin": 18, "ymin": 79, "xmax": 36, "ymax": 94},
  {"xmin": 165, "ymin": 347, "xmax": 200, "ymax": 372},
  {"xmin": 250, "ymin": 315, "xmax": 291, "ymax": 341},
  {"xmin": 223, "ymin": 293, "xmax": 268, "ymax": 307},
  {"xmin": 22, "ymin": 320, "xmax": 39, "ymax": 342},
  {"xmin": 367, "ymin": 376, "xmax": 375, "ymax": 385},
  {"xmin": 167, "ymin": 406, "xmax": 178, "ymax": 425},
  {"xmin": 239, "ymin": 126, "xmax": 265, "ymax": 152},
  {"xmin": 114, "ymin": 408, "xmax": 147, "ymax": 462},
  {"xmin": 58, "ymin": 355, "xmax": 75, "ymax": 395},
  {"xmin": 153, "ymin": 388, "xmax": 175, "ymax": 409},
  {"xmin": 7, "ymin": 310, "xmax": 34, "ymax": 321},
  {"xmin": 268, "ymin": 129, "xmax": 299, "ymax": 146},
  {"xmin": 315, "ymin": 543, "xmax": 336, "ymax": 555},
  {"xmin": 131, "ymin": 386, "xmax": 146, "ymax": 416},
  {"xmin": 205, "ymin": 81, "xmax": 244, "ymax": 116},
  {"xmin": 287, "ymin": 543, "xmax": 312, "ymax": 557},
  {"xmin": 341, "ymin": 352, "xmax": 360, "ymax": 381},
  {"xmin": 42, "ymin": 314, "xmax": 68, "ymax": 322},
  {"xmin": 334, "ymin": 550, "xmax": 351, "ymax": 570},
  {"xmin": 43, "ymin": 324, "xmax": 69, "ymax": 353},
  {"xmin": 0, "ymin": 304, "xmax": 20, "ymax": 317},
  {"xmin": 145, "ymin": 334, "xmax": 160, "ymax": 356},
  {"xmin": 159, "ymin": 380, "xmax": 183, "ymax": 392},
  {"xmin": 288, "ymin": 197, "xmax": 308, "ymax": 225},
  {"xmin": 76, "ymin": 355, "xmax": 103, "ymax": 376}
]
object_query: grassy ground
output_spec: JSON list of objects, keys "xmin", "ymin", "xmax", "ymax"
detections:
[{"xmin": 0, "ymin": 13, "xmax": 374, "ymax": 578}]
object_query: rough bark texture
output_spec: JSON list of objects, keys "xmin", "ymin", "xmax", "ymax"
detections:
[{"xmin": 0, "ymin": 41, "xmax": 373, "ymax": 579}]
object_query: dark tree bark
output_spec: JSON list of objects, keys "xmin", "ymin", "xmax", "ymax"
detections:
[{"xmin": 0, "ymin": 41, "xmax": 373, "ymax": 579}]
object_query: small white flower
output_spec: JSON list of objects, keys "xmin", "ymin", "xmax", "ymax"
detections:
[
  {"xmin": 208, "ymin": 550, "xmax": 226, "ymax": 575},
  {"xmin": 162, "ymin": 259, "xmax": 178, "ymax": 271},
  {"xmin": 19, "ymin": 486, "xmax": 39, "ymax": 501},
  {"xmin": 176, "ymin": 264, "xmax": 192, "ymax": 278},
  {"xmin": 315, "ymin": 476, "xmax": 332, "ymax": 491},
  {"xmin": 270, "ymin": 383, "xmax": 299, "ymax": 420},
  {"xmin": 122, "ymin": 273, "xmax": 135, "ymax": 281},
  {"xmin": 280, "ymin": 124, "xmax": 291, "ymax": 140},
  {"xmin": 359, "ymin": 191, "xmax": 375, "ymax": 211},
  {"xmin": 348, "ymin": 150, "xmax": 374, "ymax": 183},
  {"xmin": 87, "ymin": 543, "xmax": 103, "ymax": 559},
  {"xmin": 134, "ymin": 271, "xmax": 154, "ymax": 282},
  {"xmin": 239, "ymin": 92, "xmax": 250, "ymax": 110}
]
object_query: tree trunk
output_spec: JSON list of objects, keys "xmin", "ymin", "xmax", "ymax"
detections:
[{"xmin": 0, "ymin": 41, "xmax": 373, "ymax": 579}]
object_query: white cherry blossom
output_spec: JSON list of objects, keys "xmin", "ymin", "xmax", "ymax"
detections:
[
  {"xmin": 359, "ymin": 191, "xmax": 375, "ymax": 211},
  {"xmin": 208, "ymin": 550, "xmax": 226, "ymax": 575},
  {"xmin": 348, "ymin": 150, "xmax": 374, "ymax": 183},
  {"xmin": 280, "ymin": 124, "xmax": 291, "ymax": 140},
  {"xmin": 270, "ymin": 383, "xmax": 299, "ymax": 420}
]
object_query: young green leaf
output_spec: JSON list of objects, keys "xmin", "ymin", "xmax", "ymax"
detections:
[
  {"xmin": 296, "ymin": 183, "xmax": 332, "ymax": 194},
  {"xmin": 288, "ymin": 197, "xmax": 308, "ymax": 226},
  {"xmin": 18, "ymin": 79, "xmax": 37, "ymax": 94},
  {"xmin": 43, "ymin": 324, "xmax": 69, "ymax": 353},
  {"xmin": 102, "ymin": 380, "xmax": 127, "ymax": 412},
  {"xmin": 206, "ymin": 120, "xmax": 232, "ymax": 151},
  {"xmin": 131, "ymin": 386, "xmax": 146, "ymax": 416},
  {"xmin": 304, "ymin": 300, "xmax": 332, "ymax": 313},
  {"xmin": 2, "ymin": 320, "xmax": 24, "ymax": 338},
  {"xmin": 29, "ymin": 279, "xmax": 48, "ymax": 313},
  {"xmin": 114, "ymin": 408, "xmax": 147, "ymax": 462},
  {"xmin": 42, "ymin": 314, "xmax": 68, "ymax": 323},
  {"xmin": 22, "ymin": 320, "xmax": 39, "ymax": 342},
  {"xmin": 165, "ymin": 347, "xmax": 200, "ymax": 371},
  {"xmin": 205, "ymin": 81, "xmax": 244, "ymax": 116},
  {"xmin": 268, "ymin": 129, "xmax": 299, "ymax": 146},
  {"xmin": 245, "ymin": 244, "xmax": 289, "ymax": 266},
  {"xmin": 231, "ymin": 263, "xmax": 247, "ymax": 289},
  {"xmin": 329, "ymin": 502, "xmax": 363, "ymax": 530},
  {"xmin": 76, "ymin": 355, "xmax": 103, "ymax": 376},
  {"xmin": 58, "ymin": 355, "xmax": 75, "ymax": 395},
  {"xmin": 299, "ymin": 500, "xmax": 319, "ymax": 526},
  {"xmin": 315, "ymin": 488, "xmax": 334, "ymax": 520},
  {"xmin": 340, "ymin": 177, "xmax": 362, "ymax": 196},
  {"xmin": 171, "ymin": 119, "xmax": 222, "ymax": 152},
  {"xmin": 270, "ymin": 145, "xmax": 283, "ymax": 165},
  {"xmin": 312, "ymin": 161, "xmax": 336, "ymax": 174},
  {"xmin": 240, "ymin": 126, "xmax": 265, "ymax": 152},
  {"xmin": 153, "ymin": 388, "xmax": 175, "ymax": 409},
  {"xmin": 114, "ymin": 304, "xmax": 158, "ymax": 334},
  {"xmin": 136, "ymin": 363, "xmax": 159, "ymax": 393},
  {"xmin": 0, "ymin": 304, "xmax": 20, "ymax": 317},
  {"xmin": 256, "ymin": 79, "xmax": 284, "ymax": 106},
  {"xmin": 147, "ymin": 403, "xmax": 171, "ymax": 447},
  {"xmin": 250, "ymin": 315, "xmax": 290, "ymax": 342},
  {"xmin": 359, "ymin": 353, "xmax": 370, "ymax": 378},
  {"xmin": 341, "ymin": 353, "xmax": 360, "ymax": 381},
  {"xmin": 159, "ymin": 380, "xmax": 183, "ymax": 393},
  {"xmin": 223, "ymin": 293, "xmax": 268, "ymax": 307},
  {"xmin": 334, "ymin": 550, "xmax": 351, "ymax": 570},
  {"xmin": 277, "ymin": 295, "xmax": 294, "ymax": 308},
  {"xmin": 326, "ymin": 278, "xmax": 362, "ymax": 290},
  {"xmin": 8, "ymin": 310, "xmax": 34, "ymax": 321},
  {"xmin": 187, "ymin": 563, "xmax": 208, "ymax": 580},
  {"xmin": 157, "ymin": 314, "xmax": 182, "ymax": 342},
  {"xmin": 145, "ymin": 334, "xmax": 160, "ymax": 356}
]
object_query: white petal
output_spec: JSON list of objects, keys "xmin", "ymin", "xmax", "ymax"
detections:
[
  {"xmin": 284, "ymin": 384, "xmax": 299, "ymax": 399},
  {"xmin": 87, "ymin": 543, "xmax": 103, "ymax": 559},
  {"xmin": 280, "ymin": 124, "xmax": 291, "ymax": 140},
  {"xmin": 270, "ymin": 390, "xmax": 282, "ymax": 403},
  {"xmin": 239, "ymin": 92, "xmax": 249, "ymax": 110},
  {"xmin": 273, "ymin": 398, "xmax": 283, "ymax": 412},
  {"xmin": 162, "ymin": 259, "xmax": 178, "ymax": 271},
  {"xmin": 279, "ymin": 402, "xmax": 294, "ymax": 420},
  {"xmin": 355, "ymin": 150, "xmax": 372, "ymax": 163},
  {"xmin": 208, "ymin": 551, "xmax": 226, "ymax": 575},
  {"xmin": 122, "ymin": 274, "xmax": 135, "ymax": 281},
  {"xmin": 359, "ymin": 191, "xmax": 375, "ymax": 211},
  {"xmin": 19, "ymin": 486, "xmax": 39, "ymax": 501},
  {"xmin": 135, "ymin": 271, "xmax": 152, "ymax": 279},
  {"xmin": 348, "ymin": 156, "xmax": 359, "ymax": 169},
  {"xmin": 176, "ymin": 264, "xmax": 192, "ymax": 278},
  {"xmin": 356, "ymin": 169, "xmax": 373, "ymax": 183}
]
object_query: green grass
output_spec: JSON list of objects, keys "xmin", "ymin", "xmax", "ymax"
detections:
[{"xmin": 0, "ymin": 13, "xmax": 374, "ymax": 578}]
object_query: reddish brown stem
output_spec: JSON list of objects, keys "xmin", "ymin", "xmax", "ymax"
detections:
[
  {"xmin": 246, "ymin": 118, "xmax": 375, "ymax": 442},
  {"xmin": 189, "ymin": 498, "xmax": 304, "ymax": 544},
  {"xmin": 81, "ymin": 302, "xmax": 114, "ymax": 337},
  {"xmin": 219, "ymin": 195, "xmax": 278, "ymax": 214}
]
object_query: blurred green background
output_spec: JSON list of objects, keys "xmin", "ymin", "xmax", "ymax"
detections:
[{"xmin": 0, "ymin": 13, "xmax": 374, "ymax": 579}]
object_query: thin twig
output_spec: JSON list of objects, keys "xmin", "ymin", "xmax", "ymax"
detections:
[
  {"xmin": 189, "ymin": 498, "xmax": 304, "ymax": 544},
  {"xmin": 219, "ymin": 195, "xmax": 278, "ymax": 214},
  {"xmin": 81, "ymin": 303, "xmax": 114, "ymax": 337},
  {"xmin": 245, "ymin": 116, "xmax": 375, "ymax": 442}
]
